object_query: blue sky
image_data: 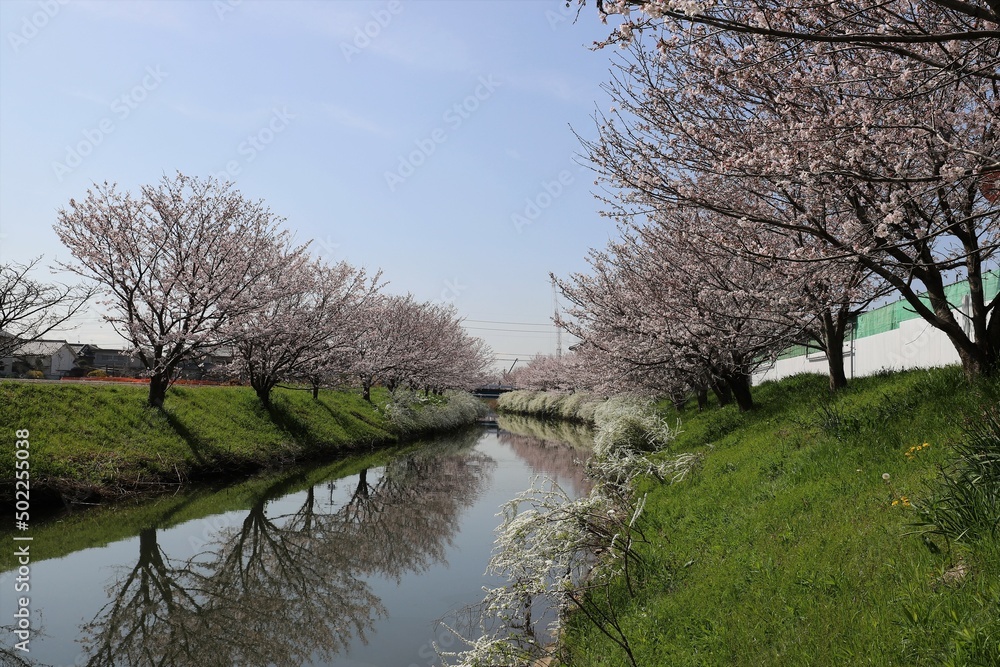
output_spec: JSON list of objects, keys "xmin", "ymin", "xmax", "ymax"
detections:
[{"xmin": 0, "ymin": 0, "xmax": 620, "ymax": 369}]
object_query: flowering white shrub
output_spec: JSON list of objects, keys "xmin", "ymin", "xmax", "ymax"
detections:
[
  {"xmin": 593, "ymin": 397, "xmax": 674, "ymax": 454},
  {"xmin": 444, "ymin": 399, "xmax": 701, "ymax": 667},
  {"xmin": 384, "ymin": 390, "xmax": 487, "ymax": 433}
]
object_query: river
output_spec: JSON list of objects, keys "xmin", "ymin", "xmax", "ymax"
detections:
[{"xmin": 0, "ymin": 416, "xmax": 593, "ymax": 667}]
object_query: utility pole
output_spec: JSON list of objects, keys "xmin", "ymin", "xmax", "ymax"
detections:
[{"xmin": 552, "ymin": 277, "xmax": 563, "ymax": 358}]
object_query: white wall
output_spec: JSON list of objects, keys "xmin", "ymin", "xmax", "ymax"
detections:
[
  {"xmin": 754, "ymin": 305, "xmax": 974, "ymax": 385},
  {"xmin": 46, "ymin": 345, "xmax": 78, "ymax": 379}
]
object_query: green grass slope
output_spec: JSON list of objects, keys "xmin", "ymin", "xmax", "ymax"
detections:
[
  {"xmin": 562, "ymin": 367, "xmax": 1000, "ymax": 666},
  {"xmin": 0, "ymin": 447, "xmax": 402, "ymax": 573},
  {"xmin": 0, "ymin": 381, "xmax": 426, "ymax": 502}
]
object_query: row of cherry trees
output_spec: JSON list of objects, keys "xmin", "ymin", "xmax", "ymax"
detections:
[
  {"xmin": 54, "ymin": 173, "xmax": 493, "ymax": 408},
  {"xmin": 549, "ymin": 0, "xmax": 997, "ymax": 409}
]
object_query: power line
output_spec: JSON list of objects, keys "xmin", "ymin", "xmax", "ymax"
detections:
[
  {"xmin": 463, "ymin": 326, "xmax": 557, "ymax": 334},
  {"xmin": 463, "ymin": 319, "xmax": 553, "ymax": 327}
]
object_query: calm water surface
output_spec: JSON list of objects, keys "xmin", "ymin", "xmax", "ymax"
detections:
[{"xmin": 0, "ymin": 419, "xmax": 591, "ymax": 667}]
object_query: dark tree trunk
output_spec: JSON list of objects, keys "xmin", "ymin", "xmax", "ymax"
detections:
[
  {"xmin": 252, "ymin": 378, "xmax": 273, "ymax": 408},
  {"xmin": 696, "ymin": 388, "xmax": 708, "ymax": 411},
  {"xmin": 710, "ymin": 379, "xmax": 732, "ymax": 407},
  {"xmin": 827, "ymin": 345, "xmax": 849, "ymax": 392},
  {"xmin": 148, "ymin": 373, "xmax": 169, "ymax": 408},
  {"xmin": 819, "ymin": 309, "xmax": 850, "ymax": 392},
  {"xmin": 362, "ymin": 383, "xmax": 372, "ymax": 402},
  {"xmin": 724, "ymin": 373, "xmax": 754, "ymax": 412},
  {"xmin": 355, "ymin": 469, "xmax": 369, "ymax": 499},
  {"xmin": 312, "ymin": 383, "xmax": 320, "ymax": 400},
  {"xmin": 670, "ymin": 392, "xmax": 687, "ymax": 412},
  {"xmin": 257, "ymin": 388, "xmax": 271, "ymax": 408}
]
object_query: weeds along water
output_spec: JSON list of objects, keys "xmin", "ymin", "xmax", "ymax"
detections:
[{"xmin": 495, "ymin": 368, "xmax": 1000, "ymax": 667}]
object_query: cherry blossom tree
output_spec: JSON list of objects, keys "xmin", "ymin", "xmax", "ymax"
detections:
[
  {"xmin": 407, "ymin": 305, "xmax": 494, "ymax": 393},
  {"xmin": 229, "ymin": 257, "xmax": 382, "ymax": 408},
  {"xmin": 581, "ymin": 0, "xmax": 1000, "ymax": 82},
  {"xmin": 580, "ymin": 32, "xmax": 998, "ymax": 378},
  {"xmin": 54, "ymin": 173, "xmax": 302, "ymax": 407},
  {"xmin": 348, "ymin": 294, "xmax": 429, "ymax": 402},
  {"xmin": 346, "ymin": 295, "xmax": 493, "ymax": 401},
  {"xmin": 0, "ymin": 257, "xmax": 94, "ymax": 358},
  {"xmin": 556, "ymin": 208, "xmax": 819, "ymax": 410},
  {"xmin": 509, "ymin": 352, "xmax": 594, "ymax": 392}
]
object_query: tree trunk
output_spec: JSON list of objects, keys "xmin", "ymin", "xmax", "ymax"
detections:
[
  {"xmin": 818, "ymin": 309, "xmax": 850, "ymax": 392},
  {"xmin": 312, "ymin": 381, "xmax": 320, "ymax": 400},
  {"xmin": 148, "ymin": 373, "xmax": 169, "ymax": 408},
  {"xmin": 955, "ymin": 344, "xmax": 990, "ymax": 381},
  {"xmin": 252, "ymin": 377, "xmax": 273, "ymax": 408},
  {"xmin": 724, "ymin": 373, "xmax": 754, "ymax": 412},
  {"xmin": 355, "ymin": 468, "xmax": 369, "ymax": 499},
  {"xmin": 710, "ymin": 379, "xmax": 732, "ymax": 406},
  {"xmin": 362, "ymin": 382, "xmax": 371, "ymax": 402},
  {"xmin": 256, "ymin": 386, "xmax": 272, "ymax": 408},
  {"xmin": 827, "ymin": 346, "xmax": 848, "ymax": 392},
  {"xmin": 696, "ymin": 388, "xmax": 708, "ymax": 411}
]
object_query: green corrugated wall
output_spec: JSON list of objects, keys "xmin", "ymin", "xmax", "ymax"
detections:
[
  {"xmin": 775, "ymin": 270, "xmax": 998, "ymax": 361},
  {"xmin": 854, "ymin": 270, "xmax": 999, "ymax": 340}
]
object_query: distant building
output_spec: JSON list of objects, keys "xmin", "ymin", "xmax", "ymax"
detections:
[
  {"xmin": 177, "ymin": 346, "xmax": 235, "ymax": 380},
  {"xmin": 0, "ymin": 339, "xmax": 78, "ymax": 379},
  {"xmin": 75, "ymin": 344, "xmax": 145, "ymax": 377}
]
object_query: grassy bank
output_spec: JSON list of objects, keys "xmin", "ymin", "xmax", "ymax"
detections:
[
  {"xmin": 0, "ymin": 381, "xmax": 486, "ymax": 505},
  {"xmin": 549, "ymin": 367, "xmax": 999, "ymax": 666},
  {"xmin": 0, "ymin": 447, "xmax": 401, "ymax": 573}
]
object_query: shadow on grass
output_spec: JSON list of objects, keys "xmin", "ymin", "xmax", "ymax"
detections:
[
  {"xmin": 265, "ymin": 399, "xmax": 314, "ymax": 445},
  {"xmin": 314, "ymin": 398, "xmax": 393, "ymax": 445},
  {"xmin": 162, "ymin": 409, "xmax": 210, "ymax": 466}
]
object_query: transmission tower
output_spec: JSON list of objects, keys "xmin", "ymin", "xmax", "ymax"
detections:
[{"xmin": 552, "ymin": 277, "xmax": 563, "ymax": 358}]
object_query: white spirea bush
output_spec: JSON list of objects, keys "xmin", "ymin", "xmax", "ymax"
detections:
[
  {"xmin": 384, "ymin": 390, "xmax": 487, "ymax": 433},
  {"xmin": 444, "ymin": 397, "xmax": 701, "ymax": 666},
  {"xmin": 496, "ymin": 389, "xmax": 609, "ymax": 424}
]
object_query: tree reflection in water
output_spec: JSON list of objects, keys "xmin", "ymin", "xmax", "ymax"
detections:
[
  {"xmin": 495, "ymin": 414, "xmax": 593, "ymax": 498},
  {"xmin": 438, "ymin": 416, "xmax": 595, "ymax": 650},
  {"xmin": 79, "ymin": 429, "xmax": 494, "ymax": 667}
]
